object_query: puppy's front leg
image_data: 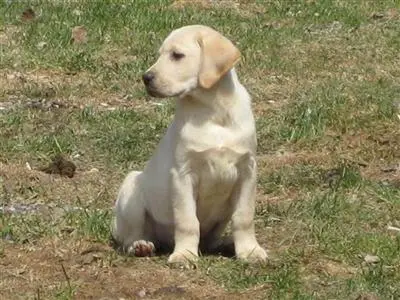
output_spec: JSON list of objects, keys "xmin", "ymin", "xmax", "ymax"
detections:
[
  {"xmin": 168, "ymin": 168, "xmax": 199, "ymax": 265},
  {"xmin": 231, "ymin": 156, "xmax": 267, "ymax": 262}
]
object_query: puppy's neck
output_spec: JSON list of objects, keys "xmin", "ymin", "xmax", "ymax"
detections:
[
  {"xmin": 177, "ymin": 69, "xmax": 242, "ymax": 127},
  {"xmin": 183, "ymin": 68, "xmax": 239, "ymax": 110}
]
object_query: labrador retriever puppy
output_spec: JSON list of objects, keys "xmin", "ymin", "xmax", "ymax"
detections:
[{"xmin": 111, "ymin": 25, "xmax": 267, "ymax": 265}]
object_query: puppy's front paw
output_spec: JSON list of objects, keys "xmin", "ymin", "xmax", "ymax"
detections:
[
  {"xmin": 237, "ymin": 245, "xmax": 268, "ymax": 262},
  {"xmin": 127, "ymin": 240, "xmax": 155, "ymax": 257},
  {"xmin": 167, "ymin": 251, "xmax": 198, "ymax": 268}
]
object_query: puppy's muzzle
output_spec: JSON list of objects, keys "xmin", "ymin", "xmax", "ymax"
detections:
[
  {"xmin": 142, "ymin": 72, "xmax": 155, "ymax": 86},
  {"xmin": 142, "ymin": 71, "xmax": 165, "ymax": 98}
]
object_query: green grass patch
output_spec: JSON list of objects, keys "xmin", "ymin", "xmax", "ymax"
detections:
[{"xmin": 1, "ymin": 0, "xmax": 399, "ymax": 298}]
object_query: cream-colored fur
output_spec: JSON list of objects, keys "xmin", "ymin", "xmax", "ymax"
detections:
[{"xmin": 111, "ymin": 25, "xmax": 267, "ymax": 265}]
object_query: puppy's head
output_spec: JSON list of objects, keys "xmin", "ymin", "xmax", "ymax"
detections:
[{"xmin": 143, "ymin": 25, "xmax": 240, "ymax": 98}]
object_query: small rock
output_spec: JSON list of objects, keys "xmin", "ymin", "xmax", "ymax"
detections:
[
  {"xmin": 135, "ymin": 288, "xmax": 146, "ymax": 298},
  {"xmin": 364, "ymin": 254, "xmax": 380, "ymax": 264}
]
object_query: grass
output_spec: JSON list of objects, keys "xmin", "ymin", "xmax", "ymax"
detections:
[{"xmin": 1, "ymin": 0, "xmax": 400, "ymax": 299}]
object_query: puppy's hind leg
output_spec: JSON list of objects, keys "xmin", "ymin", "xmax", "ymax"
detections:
[{"xmin": 111, "ymin": 171, "xmax": 155, "ymax": 257}]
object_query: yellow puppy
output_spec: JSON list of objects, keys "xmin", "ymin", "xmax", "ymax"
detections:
[{"xmin": 112, "ymin": 25, "xmax": 267, "ymax": 265}]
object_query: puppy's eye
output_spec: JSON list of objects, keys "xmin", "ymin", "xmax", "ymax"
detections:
[{"xmin": 171, "ymin": 51, "xmax": 185, "ymax": 60}]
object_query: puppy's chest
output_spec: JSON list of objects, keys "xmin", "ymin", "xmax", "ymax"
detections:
[
  {"xmin": 189, "ymin": 147, "xmax": 247, "ymax": 222},
  {"xmin": 181, "ymin": 123, "xmax": 253, "ymax": 194},
  {"xmin": 193, "ymin": 146, "xmax": 240, "ymax": 178},
  {"xmin": 188, "ymin": 146, "xmax": 247, "ymax": 202}
]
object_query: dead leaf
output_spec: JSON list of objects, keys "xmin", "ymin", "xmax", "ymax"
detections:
[
  {"xmin": 71, "ymin": 25, "xmax": 88, "ymax": 44},
  {"xmin": 39, "ymin": 154, "xmax": 76, "ymax": 178},
  {"xmin": 21, "ymin": 8, "xmax": 35, "ymax": 22}
]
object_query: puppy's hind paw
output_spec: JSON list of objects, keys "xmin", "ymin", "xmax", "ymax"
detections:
[{"xmin": 127, "ymin": 240, "xmax": 155, "ymax": 257}]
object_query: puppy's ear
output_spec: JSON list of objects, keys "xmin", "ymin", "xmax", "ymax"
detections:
[{"xmin": 198, "ymin": 30, "xmax": 241, "ymax": 89}]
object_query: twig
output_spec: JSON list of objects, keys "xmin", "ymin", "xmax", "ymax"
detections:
[
  {"xmin": 60, "ymin": 263, "xmax": 72, "ymax": 292},
  {"xmin": 388, "ymin": 225, "xmax": 400, "ymax": 232}
]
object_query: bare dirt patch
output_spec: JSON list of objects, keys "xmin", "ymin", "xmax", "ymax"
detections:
[
  {"xmin": 0, "ymin": 238, "xmax": 238, "ymax": 300},
  {"xmin": 0, "ymin": 161, "xmax": 119, "ymax": 208}
]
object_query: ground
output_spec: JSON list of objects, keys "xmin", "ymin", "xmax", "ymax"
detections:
[{"xmin": 1, "ymin": 1, "xmax": 399, "ymax": 299}]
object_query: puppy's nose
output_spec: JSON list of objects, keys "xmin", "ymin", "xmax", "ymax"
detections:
[{"xmin": 142, "ymin": 72, "xmax": 155, "ymax": 85}]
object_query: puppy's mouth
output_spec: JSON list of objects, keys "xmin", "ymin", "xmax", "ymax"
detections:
[
  {"xmin": 145, "ymin": 87, "xmax": 167, "ymax": 98},
  {"xmin": 145, "ymin": 87, "xmax": 186, "ymax": 99}
]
